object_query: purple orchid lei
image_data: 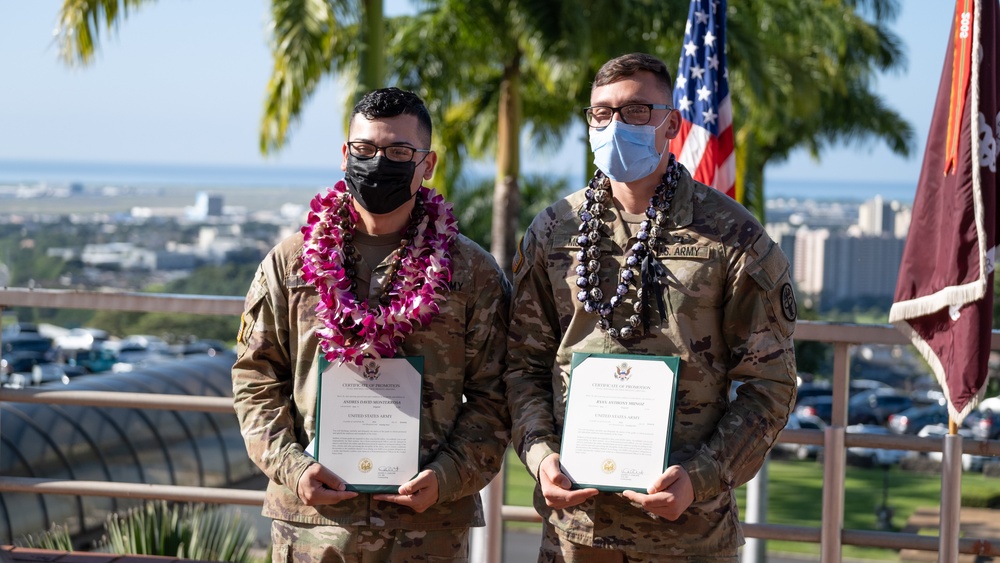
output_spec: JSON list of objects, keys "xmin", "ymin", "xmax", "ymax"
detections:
[{"xmin": 300, "ymin": 180, "xmax": 458, "ymax": 365}]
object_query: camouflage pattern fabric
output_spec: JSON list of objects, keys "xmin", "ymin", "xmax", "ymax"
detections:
[
  {"xmin": 232, "ymin": 227, "xmax": 512, "ymax": 531},
  {"xmin": 270, "ymin": 519, "xmax": 470, "ymax": 562},
  {"xmin": 506, "ymin": 167, "xmax": 797, "ymax": 556},
  {"xmin": 537, "ymin": 521, "xmax": 739, "ymax": 562}
]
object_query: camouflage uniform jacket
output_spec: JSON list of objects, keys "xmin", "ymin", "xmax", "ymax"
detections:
[
  {"xmin": 506, "ymin": 168, "xmax": 797, "ymax": 555},
  {"xmin": 233, "ymin": 227, "xmax": 511, "ymax": 530}
]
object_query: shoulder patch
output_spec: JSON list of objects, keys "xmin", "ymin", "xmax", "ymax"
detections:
[
  {"xmin": 781, "ymin": 283, "xmax": 797, "ymax": 322},
  {"xmin": 237, "ymin": 313, "xmax": 247, "ymax": 344},
  {"xmin": 512, "ymin": 235, "xmax": 526, "ymax": 275}
]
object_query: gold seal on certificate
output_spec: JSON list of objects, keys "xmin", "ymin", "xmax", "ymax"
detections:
[
  {"xmin": 559, "ymin": 353, "xmax": 679, "ymax": 492},
  {"xmin": 315, "ymin": 356, "xmax": 423, "ymax": 492}
]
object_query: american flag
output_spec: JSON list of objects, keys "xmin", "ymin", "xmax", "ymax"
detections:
[{"xmin": 669, "ymin": 0, "xmax": 737, "ymax": 200}]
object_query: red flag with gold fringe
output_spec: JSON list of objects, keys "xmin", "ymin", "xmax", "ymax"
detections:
[{"xmin": 889, "ymin": 0, "xmax": 1000, "ymax": 424}]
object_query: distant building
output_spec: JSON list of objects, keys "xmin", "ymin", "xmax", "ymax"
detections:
[
  {"xmin": 765, "ymin": 222, "xmax": 797, "ymax": 272},
  {"xmin": 81, "ymin": 242, "xmax": 150, "ymax": 269},
  {"xmin": 193, "ymin": 225, "xmax": 247, "ymax": 263},
  {"xmin": 767, "ymin": 195, "xmax": 912, "ymax": 311},
  {"xmin": 80, "ymin": 242, "xmax": 195, "ymax": 271},
  {"xmin": 791, "ymin": 227, "xmax": 905, "ymax": 310},
  {"xmin": 154, "ymin": 250, "xmax": 198, "ymax": 271},
  {"xmin": 187, "ymin": 192, "xmax": 224, "ymax": 220},
  {"xmin": 46, "ymin": 248, "xmax": 78, "ymax": 261},
  {"xmin": 791, "ymin": 227, "xmax": 829, "ymax": 299},
  {"xmin": 857, "ymin": 195, "xmax": 911, "ymax": 237},
  {"xmin": 857, "ymin": 195, "xmax": 893, "ymax": 235}
]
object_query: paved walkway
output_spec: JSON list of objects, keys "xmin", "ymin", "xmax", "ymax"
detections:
[{"xmin": 898, "ymin": 507, "xmax": 1000, "ymax": 562}]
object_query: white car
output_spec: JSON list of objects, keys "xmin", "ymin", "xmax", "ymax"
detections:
[
  {"xmin": 845, "ymin": 424, "xmax": 907, "ymax": 467},
  {"xmin": 978, "ymin": 395, "xmax": 1000, "ymax": 414},
  {"xmin": 777, "ymin": 412, "xmax": 827, "ymax": 460},
  {"xmin": 54, "ymin": 327, "xmax": 110, "ymax": 352},
  {"xmin": 121, "ymin": 335, "xmax": 171, "ymax": 354},
  {"xmin": 917, "ymin": 423, "xmax": 989, "ymax": 472}
]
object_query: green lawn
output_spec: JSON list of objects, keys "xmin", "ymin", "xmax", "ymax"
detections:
[{"xmin": 501, "ymin": 449, "xmax": 999, "ymax": 560}]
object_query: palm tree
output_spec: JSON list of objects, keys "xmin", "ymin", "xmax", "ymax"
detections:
[
  {"xmin": 56, "ymin": 0, "xmax": 387, "ymax": 154},
  {"xmin": 259, "ymin": 0, "xmax": 389, "ymax": 153},
  {"xmin": 385, "ymin": 0, "xmax": 693, "ymax": 272},
  {"xmin": 727, "ymin": 0, "xmax": 913, "ymax": 218},
  {"xmin": 380, "ymin": 0, "xmax": 589, "ymax": 272}
]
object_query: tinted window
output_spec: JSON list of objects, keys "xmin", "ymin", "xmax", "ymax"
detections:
[{"xmin": 3, "ymin": 339, "xmax": 52, "ymax": 353}]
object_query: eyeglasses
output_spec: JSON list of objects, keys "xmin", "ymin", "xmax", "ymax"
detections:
[
  {"xmin": 583, "ymin": 104, "xmax": 673, "ymax": 128},
  {"xmin": 347, "ymin": 141, "xmax": 431, "ymax": 163}
]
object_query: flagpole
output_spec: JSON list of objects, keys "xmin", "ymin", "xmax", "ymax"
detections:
[{"xmin": 940, "ymin": 419, "xmax": 962, "ymax": 562}]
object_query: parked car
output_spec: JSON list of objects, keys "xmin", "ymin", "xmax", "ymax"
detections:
[
  {"xmin": 1, "ymin": 333, "xmax": 55, "ymax": 378},
  {"xmin": 845, "ymin": 424, "xmax": 907, "ymax": 467},
  {"xmin": 917, "ymin": 423, "xmax": 989, "ymax": 472},
  {"xmin": 54, "ymin": 327, "xmax": 110, "ymax": 353},
  {"xmin": 777, "ymin": 412, "xmax": 827, "ymax": 460},
  {"xmin": 1, "ymin": 322, "xmax": 41, "ymax": 337},
  {"xmin": 66, "ymin": 346, "xmax": 118, "ymax": 374},
  {"xmin": 111, "ymin": 342, "xmax": 170, "ymax": 372},
  {"xmin": 794, "ymin": 379, "xmax": 892, "ymax": 408},
  {"xmin": 909, "ymin": 388, "xmax": 946, "ymax": 406},
  {"xmin": 120, "ymin": 334, "xmax": 171, "ymax": 354},
  {"xmin": 3, "ymin": 362, "xmax": 82, "ymax": 388},
  {"xmin": 978, "ymin": 395, "xmax": 1000, "ymax": 413},
  {"xmin": 794, "ymin": 395, "xmax": 834, "ymax": 425},
  {"xmin": 850, "ymin": 378, "xmax": 891, "ymax": 394},
  {"xmin": 964, "ymin": 409, "xmax": 1000, "ymax": 440},
  {"xmin": 887, "ymin": 404, "xmax": 950, "ymax": 435},
  {"xmin": 848, "ymin": 389, "xmax": 913, "ymax": 426},
  {"xmin": 795, "ymin": 382, "xmax": 834, "ymax": 406},
  {"xmin": 175, "ymin": 339, "xmax": 229, "ymax": 357}
]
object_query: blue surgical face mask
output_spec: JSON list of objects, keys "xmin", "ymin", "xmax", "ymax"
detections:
[{"xmin": 589, "ymin": 116, "xmax": 669, "ymax": 182}]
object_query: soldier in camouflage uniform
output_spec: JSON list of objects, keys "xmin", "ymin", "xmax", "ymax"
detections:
[
  {"xmin": 233, "ymin": 88, "xmax": 511, "ymax": 563},
  {"xmin": 505, "ymin": 53, "xmax": 797, "ymax": 562}
]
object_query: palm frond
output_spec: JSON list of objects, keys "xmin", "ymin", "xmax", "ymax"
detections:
[
  {"xmin": 260, "ymin": 0, "xmax": 344, "ymax": 154},
  {"xmin": 56, "ymin": 0, "xmax": 155, "ymax": 65}
]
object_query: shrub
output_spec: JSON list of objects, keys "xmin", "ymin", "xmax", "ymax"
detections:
[
  {"xmin": 16, "ymin": 523, "xmax": 73, "ymax": 551},
  {"xmin": 100, "ymin": 501, "xmax": 257, "ymax": 563}
]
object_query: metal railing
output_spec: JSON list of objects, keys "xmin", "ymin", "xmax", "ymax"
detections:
[{"xmin": 1, "ymin": 287, "xmax": 999, "ymax": 561}]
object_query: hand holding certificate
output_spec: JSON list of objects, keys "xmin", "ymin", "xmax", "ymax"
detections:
[
  {"xmin": 315, "ymin": 357, "xmax": 423, "ymax": 492},
  {"xmin": 559, "ymin": 353, "xmax": 679, "ymax": 492}
]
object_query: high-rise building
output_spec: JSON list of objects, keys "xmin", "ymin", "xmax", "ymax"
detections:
[
  {"xmin": 791, "ymin": 226, "xmax": 905, "ymax": 310},
  {"xmin": 858, "ymin": 195, "xmax": 895, "ymax": 235},
  {"xmin": 188, "ymin": 191, "xmax": 224, "ymax": 220}
]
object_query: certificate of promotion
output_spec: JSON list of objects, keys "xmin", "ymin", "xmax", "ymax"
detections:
[
  {"xmin": 315, "ymin": 356, "xmax": 423, "ymax": 493},
  {"xmin": 560, "ymin": 353, "xmax": 680, "ymax": 492}
]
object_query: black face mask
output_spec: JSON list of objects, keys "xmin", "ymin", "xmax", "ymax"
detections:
[{"xmin": 345, "ymin": 154, "xmax": 417, "ymax": 215}]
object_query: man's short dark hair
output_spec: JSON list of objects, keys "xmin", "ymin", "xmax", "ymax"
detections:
[
  {"xmin": 593, "ymin": 53, "xmax": 673, "ymax": 94},
  {"xmin": 350, "ymin": 87, "xmax": 433, "ymax": 145}
]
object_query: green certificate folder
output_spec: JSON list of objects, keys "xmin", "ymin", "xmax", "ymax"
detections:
[
  {"xmin": 315, "ymin": 355, "xmax": 424, "ymax": 493},
  {"xmin": 560, "ymin": 352, "xmax": 680, "ymax": 492}
]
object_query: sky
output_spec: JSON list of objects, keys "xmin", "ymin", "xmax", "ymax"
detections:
[{"xmin": 0, "ymin": 1, "xmax": 957, "ymax": 194}]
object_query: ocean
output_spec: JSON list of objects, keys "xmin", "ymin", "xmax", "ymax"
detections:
[
  {"xmin": 0, "ymin": 159, "xmax": 917, "ymax": 203},
  {"xmin": 766, "ymin": 178, "xmax": 916, "ymax": 203},
  {"xmin": 0, "ymin": 159, "xmax": 342, "ymax": 189}
]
